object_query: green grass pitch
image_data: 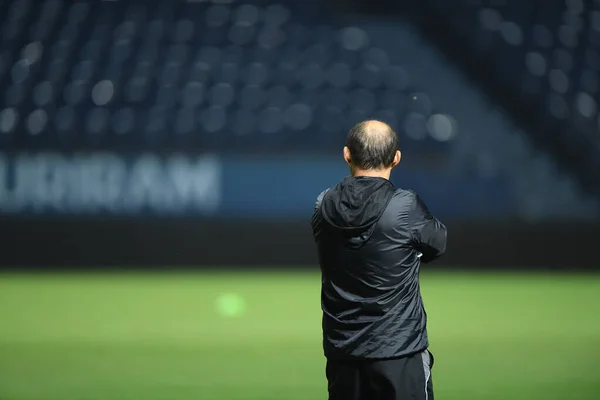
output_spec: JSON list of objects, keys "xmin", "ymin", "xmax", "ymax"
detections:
[{"xmin": 0, "ymin": 270, "xmax": 599, "ymax": 400}]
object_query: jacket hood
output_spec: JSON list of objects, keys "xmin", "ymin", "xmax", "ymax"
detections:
[{"xmin": 321, "ymin": 176, "xmax": 396, "ymax": 248}]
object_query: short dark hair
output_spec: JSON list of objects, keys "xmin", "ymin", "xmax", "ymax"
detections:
[{"xmin": 346, "ymin": 121, "xmax": 399, "ymax": 170}]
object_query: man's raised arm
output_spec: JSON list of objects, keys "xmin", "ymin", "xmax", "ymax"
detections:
[{"xmin": 409, "ymin": 193, "xmax": 447, "ymax": 263}]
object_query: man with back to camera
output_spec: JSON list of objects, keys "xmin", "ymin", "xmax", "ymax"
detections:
[{"xmin": 311, "ymin": 120, "xmax": 447, "ymax": 400}]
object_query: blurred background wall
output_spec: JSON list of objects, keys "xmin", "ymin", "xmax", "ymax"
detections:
[{"xmin": 0, "ymin": 0, "xmax": 599, "ymax": 269}]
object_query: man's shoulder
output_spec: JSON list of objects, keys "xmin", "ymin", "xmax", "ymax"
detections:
[
  {"xmin": 389, "ymin": 187, "xmax": 418, "ymax": 206},
  {"xmin": 314, "ymin": 188, "xmax": 331, "ymax": 210},
  {"xmin": 317, "ymin": 188, "xmax": 331, "ymax": 199}
]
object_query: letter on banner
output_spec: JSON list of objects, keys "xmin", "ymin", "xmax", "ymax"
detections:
[{"xmin": 168, "ymin": 154, "xmax": 221, "ymax": 214}]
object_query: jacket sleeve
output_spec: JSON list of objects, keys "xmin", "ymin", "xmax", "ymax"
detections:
[
  {"xmin": 409, "ymin": 192, "xmax": 447, "ymax": 263},
  {"xmin": 311, "ymin": 189, "xmax": 329, "ymax": 240}
]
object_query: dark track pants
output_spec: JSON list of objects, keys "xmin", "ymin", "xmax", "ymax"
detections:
[{"xmin": 326, "ymin": 350, "xmax": 434, "ymax": 400}]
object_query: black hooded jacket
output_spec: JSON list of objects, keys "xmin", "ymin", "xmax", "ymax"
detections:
[{"xmin": 312, "ymin": 176, "xmax": 447, "ymax": 360}]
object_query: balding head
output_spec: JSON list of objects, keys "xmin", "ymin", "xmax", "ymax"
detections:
[{"xmin": 344, "ymin": 120, "xmax": 400, "ymax": 172}]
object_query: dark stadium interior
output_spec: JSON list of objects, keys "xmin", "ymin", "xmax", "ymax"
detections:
[{"xmin": 0, "ymin": 0, "xmax": 598, "ymax": 399}]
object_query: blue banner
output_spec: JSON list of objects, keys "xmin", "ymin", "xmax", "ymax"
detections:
[{"xmin": 0, "ymin": 152, "xmax": 512, "ymax": 219}]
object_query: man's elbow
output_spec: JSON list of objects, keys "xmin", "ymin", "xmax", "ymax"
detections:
[
  {"xmin": 421, "ymin": 225, "xmax": 447, "ymax": 263},
  {"xmin": 437, "ymin": 224, "xmax": 448, "ymax": 255}
]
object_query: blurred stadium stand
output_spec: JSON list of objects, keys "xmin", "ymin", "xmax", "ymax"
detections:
[
  {"xmin": 0, "ymin": 0, "xmax": 598, "ymax": 268},
  {"xmin": 390, "ymin": 0, "xmax": 600, "ymax": 199}
]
